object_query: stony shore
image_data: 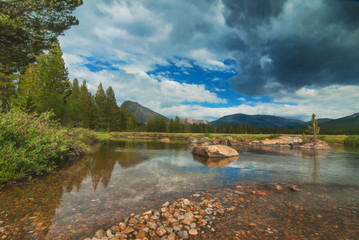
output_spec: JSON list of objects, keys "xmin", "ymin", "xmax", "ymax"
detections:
[
  {"xmin": 84, "ymin": 184, "xmax": 298, "ymax": 240},
  {"xmin": 84, "ymin": 182, "xmax": 359, "ymax": 240}
]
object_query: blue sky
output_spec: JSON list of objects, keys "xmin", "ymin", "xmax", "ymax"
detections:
[{"xmin": 59, "ymin": 0, "xmax": 359, "ymax": 121}]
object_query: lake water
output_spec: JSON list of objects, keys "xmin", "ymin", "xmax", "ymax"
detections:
[{"xmin": 0, "ymin": 140, "xmax": 358, "ymax": 239}]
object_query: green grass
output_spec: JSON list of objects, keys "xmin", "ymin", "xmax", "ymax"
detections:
[
  {"xmin": 96, "ymin": 131, "xmax": 348, "ymax": 144},
  {"xmin": 0, "ymin": 110, "xmax": 98, "ymax": 183},
  {"xmin": 344, "ymin": 136, "xmax": 359, "ymax": 146}
]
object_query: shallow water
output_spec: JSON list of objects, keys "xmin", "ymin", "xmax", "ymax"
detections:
[{"xmin": 0, "ymin": 140, "xmax": 358, "ymax": 239}]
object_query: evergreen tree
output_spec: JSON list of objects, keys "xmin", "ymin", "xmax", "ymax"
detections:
[
  {"xmin": 64, "ymin": 78, "xmax": 81, "ymax": 125},
  {"xmin": 307, "ymin": 113, "xmax": 320, "ymax": 143},
  {"xmin": 168, "ymin": 119, "xmax": 175, "ymax": 133},
  {"xmin": 0, "ymin": 0, "xmax": 82, "ymax": 112},
  {"xmin": 158, "ymin": 117, "xmax": 167, "ymax": 132},
  {"xmin": 104, "ymin": 86, "xmax": 119, "ymax": 131},
  {"xmin": 173, "ymin": 116, "xmax": 182, "ymax": 133},
  {"xmin": 15, "ymin": 41, "xmax": 70, "ymax": 120},
  {"xmin": 94, "ymin": 83, "xmax": 107, "ymax": 130},
  {"xmin": 78, "ymin": 80, "xmax": 95, "ymax": 129}
]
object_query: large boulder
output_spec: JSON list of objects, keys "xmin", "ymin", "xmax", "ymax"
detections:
[
  {"xmin": 192, "ymin": 145, "xmax": 239, "ymax": 158},
  {"xmin": 299, "ymin": 140, "xmax": 332, "ymax": 150}
]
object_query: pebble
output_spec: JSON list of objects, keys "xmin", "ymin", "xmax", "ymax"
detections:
[
  {"xmin": 178, "ymin": 230, "xmax": 189, "ymax": 239},
  {"xmin": 86, "ymin": 184, "xmax": 292, "ymax": 240},
  {"xmin": 94, "ymin": 229, "xmax": 106, "ymax": 239},
  {"xmin": 189, "ymin": 228, "xmax": 198, "ymax": 236}
]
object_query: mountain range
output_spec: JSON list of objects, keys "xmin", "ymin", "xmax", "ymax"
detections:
[{"xmin": 121, "ymin": 100, "xmax": 358, "ymax": 131}]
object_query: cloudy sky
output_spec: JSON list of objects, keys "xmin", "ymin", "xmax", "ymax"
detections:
[{"xmin": 59, "ymin": 0, "xmax": 359, "ymax": 121}]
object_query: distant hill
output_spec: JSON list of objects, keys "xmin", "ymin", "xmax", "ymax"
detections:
[
  {"xmin": 210, "ymin": 113, "xmax": 306, "ymax": 128},
  {"xmin": 320, "ymin": 112, "xmax": 359, "ymax": 134},
  {"xmin": 181, "ymin": 117, "xmax": 209, "ymax": 125},
  {"xmin": 121, "ymin": 101, "xmax": 168, "ymax": 125}
]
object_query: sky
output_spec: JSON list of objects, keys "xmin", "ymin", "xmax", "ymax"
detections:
[{"xmin": 59, "ymin": 0, "xmax": 359, "ymax": 121}]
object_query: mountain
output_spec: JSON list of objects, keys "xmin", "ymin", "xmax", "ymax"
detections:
[
  {"xmin": 317, "ymin": 118, "xmax": 333, "ymax": 124},
  {"xmin": 121, "ymin": 101, "xmax": 168, "ymax": 125},
  {"xmin": 210, "ymin": 113, "xmax": 306, "ymax": 128},
  {"xmin": 320, "ymin": 112, "xmax": 359, "ymax": 133},
  {"xmin": 181, "ymin": 118, "xmax": 209, "ymax": 125}
]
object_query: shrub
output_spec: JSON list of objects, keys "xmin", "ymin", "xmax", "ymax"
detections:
[
  {"xmin": 344, "ymin": 136, "xmax": 359, "ymax": 146},
  {"xmin": 0, "ymin": 110, "xmax": 97, "ymax": 183}
]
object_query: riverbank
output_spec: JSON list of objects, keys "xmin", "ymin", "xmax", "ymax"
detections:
[
  {"xmin": 84, "ymin": 183, "xmax": 359, "ymax": 240},
  {"xmin": 96, "ymin": 131, "xmax": 349, "ymax": 145},
  {"xmin": 0, "ymin": 110, "xmax": 98, "ymax": 184}
]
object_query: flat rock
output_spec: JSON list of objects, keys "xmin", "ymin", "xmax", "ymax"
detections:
[{"xmin": 299, "ymin": 140, "xmax": 332, "ymax": 150}]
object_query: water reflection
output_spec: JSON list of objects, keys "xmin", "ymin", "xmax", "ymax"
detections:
[
  {"xmin": 193, "ymin": 155, "xmax": 238, "ymax": 168},
  {"xmin": 0, "ymin": 141, "xmax": 358, "ymax": 240}
]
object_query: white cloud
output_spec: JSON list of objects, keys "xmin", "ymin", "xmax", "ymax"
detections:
[{"xmin": 59, "ymin": 0, "xmax": 357, "ymax": 122}]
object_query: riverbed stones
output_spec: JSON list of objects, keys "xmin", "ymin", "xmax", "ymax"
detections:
[
  {"xmin": 88, "ymin": 184, "xmax": 309, "ymax": 240},
  {"xmin": 95, "ymin": 229, "xmax": 106, "ymax": 239},
  {"xmin": 178, "ymin": 230, "xmax": 189, "ymax": 239},
  {"xmin": 192, "ymin": 145, "xmax": 239, "ymax": 158}
]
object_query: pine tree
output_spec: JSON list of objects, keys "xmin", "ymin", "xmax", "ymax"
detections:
[
  {"xmin": 94, "ymin": 83, "xmax": 107, "ymax": 130},
  {"xmin": 15, "ymin": 41, "xmax": 70, "ymax": 120},
  {"xmin": 0, "ymin": 0, "xmax": 82, "ymax": 112},
  {"xmin": 105, "ymin": 87, "xmax": 121, "ymax": 131},
  {"xmin": 174, "ymin": 116, "xmax": 182, "ymax": 133},
  {"xmin": 78, "ymin": 80, "xmax": 95, "ymax": 129},
  {"xmin": 64, "ymin": 78, "xmax": 81, "ymax": 126},
  {"xmin": 307, "ymin": 113, "xmax": 320, "ymax": 143}
]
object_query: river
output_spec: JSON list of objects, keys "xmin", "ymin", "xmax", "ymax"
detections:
[{"xmin": 0, "ymin": 140, "xmax": 358, "ymax": 239}]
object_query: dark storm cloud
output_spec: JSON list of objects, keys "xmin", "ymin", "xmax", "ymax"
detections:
[{"xmin": 222, "ymin": 0, "xmax": 359, "ymax": 96}]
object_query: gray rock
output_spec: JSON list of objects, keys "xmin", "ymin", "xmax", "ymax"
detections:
[
  {"xmin": 190, "ymin": 223, "xmax": 197, "ymax": 229},
  {"xmin": 173, "ymin": 226, "xmax": 181, "ymax": 232},
  {"xmin": 106, "ymin": 229, "xmax": 113, "ymax": 238},
  {"xmin": 94, "ymin": 229, "xmax": 106, "ymax": 239},
  {"xmin": 178, "ymin": 230, "xmax": 189, "ymax": 239}
]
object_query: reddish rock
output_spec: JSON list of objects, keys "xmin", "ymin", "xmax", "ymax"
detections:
[
  {"xmin": 168, "ymin": 232, "xmax": 176, "ymax": 240},
  {"xmin": 288, "ymin": 185, "xmax": 299, "ymax": 192},
  {"xmin": 189, "ymin": 229, "xmax": 198, "ymax": 236},
  {"xmin": 118, "ymin": 222, "xmax": 126, "ymax": 230},
  {"xmin": 136, "ymin": 227, "xmax": 149, "ymax": 239},
  {"xmin": 122, "ymin": 226, "xmax": 135, "ymax": 234},
  {"xmin": 156, "ymin": 226, "xmax": 167, "ymax": 237},
  {"xmin": 128, "ymin": 217, "xmax": 138, "ymax": 224},
  {"xmin": 115, "ymin": 232, "xmax": 127, "ymax": 239},
  {"xmin": 275, "ymin": 185, "xmax": 283, "ymax": 191},
  {"xmin": 147, "ymin": 221, "xmax": 157, "ymax": 230},
  {"xmin": 182, "ymin": 218, "xmax": 192, "ymax": 226}
]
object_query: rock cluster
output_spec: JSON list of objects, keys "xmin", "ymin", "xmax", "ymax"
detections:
[
  {"xmin": 86, "ymin": 195, "xmax": 226, "ymax": 240},
  {"xmin": 299, "ymin": 140, "xmax": 332, "ymax": 150},
  {"xmin": 187, "ymin": 137, "xmax": 249, "ymax": 147},
  {"xmin": 250, "ymin": 136, "xmax": 303, "ymax": 147}
]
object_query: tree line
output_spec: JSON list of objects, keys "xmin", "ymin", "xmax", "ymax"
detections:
[
  {"xmin": 4, "ymin": 40, "xmax": 137, "ymax": 132},
  {"xmin": 143, "ymin": 115, "xmax": 306, "ymax": 134},
  {"xmin": 144, "ymin": 113, "xmax": 359, "ymax": 135},
  {"xmin": 0, "ymin": 1, "xmax": 137, "ymax": 132}
]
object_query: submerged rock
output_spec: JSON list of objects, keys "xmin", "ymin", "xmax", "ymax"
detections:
[{"xmin": 192, "ymin": 145, "xmax": 239, "ymax": 158}]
